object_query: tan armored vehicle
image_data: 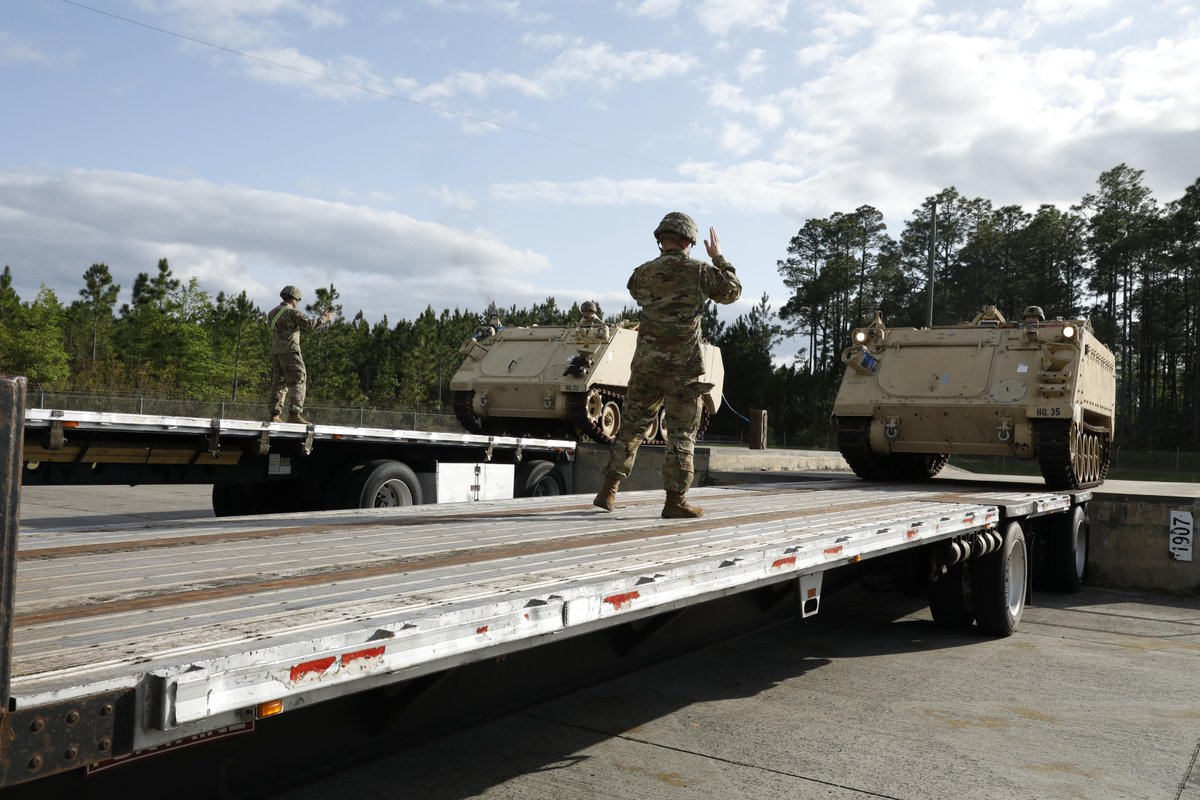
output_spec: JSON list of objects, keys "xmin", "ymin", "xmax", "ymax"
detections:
[
  {"xmin": 832, "ymin": 305, "xmax": 1116, "ymax": 489},
  {"xmin": 450, "ymin": 321, "xmax": 725, "ymax": 444}
]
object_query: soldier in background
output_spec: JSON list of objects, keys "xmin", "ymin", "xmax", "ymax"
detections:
[
  {"xmin": 577, "ymin": 300, "xmax": 609, "ymax": 337},
  {"xmin": 267, "ymin": 285, "xmax": 334, "ymax": 424},
  {"xmin": 1021, "ymin": 305, "xmax": 1046, "ymax": 327},
  {"xmin": 593, "ymin": 212, "xmax": 742, "ymax": 519}
]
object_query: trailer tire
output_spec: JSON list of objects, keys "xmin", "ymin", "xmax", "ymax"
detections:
[
  {"xmin": 212, "ymin": 483, "xmax": 245, "ymax": 517},
  {"xmin": 973, "ymin": 522, "xmax": 1027, "ymax": 637},
  {"xmin": 345, "ymin": 460, "xmax": 423, "ymax": 508},
  {"xmin": 516, "ymin": 460, "xmax": 564, "ymax": 497},
  {"xmin": 1046, "ymin": 504, "xmax": 1087, "ymax": 593},
  {"xmin": 927, "ymin": 562, "xmax": 975, "ymax": 630}
]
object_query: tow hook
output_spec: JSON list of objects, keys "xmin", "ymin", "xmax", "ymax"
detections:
[
  {"xmin": 884, "ymin": 417, "xmax": 900, "ymax": 440},
  {"xmin": 996, "ymin": 417, "xmax": 1013, "ymax": 442}
]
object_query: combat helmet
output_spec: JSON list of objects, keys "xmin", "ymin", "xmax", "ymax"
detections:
[
  {"xmin": 653, "ymin": 212, "xmax": 698, "ymax": 245},
  {"xmin": 280, "ymin": 285, "xmax": 302, "ymax": 301},
  {"xmin": 1023, "ymin": 305, "xmax": 1045, "ymax": 321},
  {"xmin": 581, "ymin": 300, "xmax": 597, "ymax": 313}
]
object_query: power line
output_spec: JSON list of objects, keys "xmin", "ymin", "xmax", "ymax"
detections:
[{"xmin": 58, "ymin": 0, "xmax": 848, "ymax": 201}]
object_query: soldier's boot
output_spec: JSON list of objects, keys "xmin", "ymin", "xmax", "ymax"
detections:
[
  {"xmin": 269, "ymin": 410, "xmax": 284, "ymax": 423},
  {"xmin": 592, "ymin": 477, "xmax": 621, "ymax": 512},
  {"xmin": 287, "ymin": 410, "xmax": 310, "ymax": 425},
  {"xmin": 662, "ymin": 490, "xmax": 703, "ymax": 519}
]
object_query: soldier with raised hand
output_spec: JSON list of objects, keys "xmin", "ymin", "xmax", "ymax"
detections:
[
  {"xmin": 267, "ymin": 285, "xmax": 335, "ymax": 424},
  {"xmin": 593, "ymin": 212, "xmax": 742, "ymax": 518}
]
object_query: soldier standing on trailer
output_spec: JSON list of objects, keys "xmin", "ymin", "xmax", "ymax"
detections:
[
  {"xmin": 267, "ymin": 285, "xmax": 334, "ymax": 424},
  {"xmin": 592, "ymin": 212, "xmax": 741, "ymax": 519}
]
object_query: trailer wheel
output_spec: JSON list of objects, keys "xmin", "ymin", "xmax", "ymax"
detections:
[
  {"xmin": 516, "ymin": 460, "xmax": 564, "ymax": 497},
  {"xmin": 973, "ymin": 522, "xmax": 1027, "ymax": 636},
  {"xmin": 927, "ymin": 562, "xmax": 975, "ymax": 630},
  {"xmin": 1045, "ymin": 504, "xmax": 1087, "ymax": 592},
  {"xmin": 345, "ymin": 460, "xmax": 423, "ymax": 508},
  {"xmin": 212, "ymin": 483, "xmax": 245, "ymax": 517}
]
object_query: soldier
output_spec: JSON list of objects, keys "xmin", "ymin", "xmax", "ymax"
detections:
[
  {"xmin": 1022, "ymin": 305, "xmax": 1045, "ymax": 326},
  {"xmin": 578, "ymin": 300, "xmax": 609, "ymax": 337},
  {"xmin": 267, "ymin": 285, "xmax": 335, "ymax": 424},
  {"xmin": 593, "ymin": 212, "xmax": 742, "ymax": 518}
]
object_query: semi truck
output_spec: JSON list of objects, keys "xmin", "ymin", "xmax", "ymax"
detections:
[{"xmin": 0, "ymin": 376, "xmax": 1095, "ymax": 796}]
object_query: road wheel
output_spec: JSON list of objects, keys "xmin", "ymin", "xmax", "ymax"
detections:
[
  {"xmin": 344, "ymin": 460, "xmax": 423, "ymax": 508},
  {"xmin": 1045, "ymin": 504, "xmax": 1088, "ymax": 592},
  {"xmin": 927, "ymin": 562, "xmax": 975, "ymax": 630},
  {"xmin": 515, "ymin": 459, "xmax": 564, "ymax": 497},
  {"xmin": 599, "ymin": 401, "xmax": 621, "ymax": 440},
  {"xmin": 974, "ymin": 522, "xmax": 1028, "ymax": 636}
]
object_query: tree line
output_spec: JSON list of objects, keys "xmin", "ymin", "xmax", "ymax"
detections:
[{"xmin": 1, "ymin": 163, "xmax": 1196, "ymax": 450}]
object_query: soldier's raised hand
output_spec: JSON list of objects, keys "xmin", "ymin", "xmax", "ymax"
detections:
[{"xmin": 705, "ymin": 227, "xmax": 721, "ymax": 259}]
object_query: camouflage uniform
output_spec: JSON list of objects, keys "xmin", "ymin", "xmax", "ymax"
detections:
[
  {"xmin": 602, "ymin": 250, "xmax": 741, "ymax": 492},
  {"xmin": 268, "ymin": 300, "xmax": 329, "ymax": 417}
]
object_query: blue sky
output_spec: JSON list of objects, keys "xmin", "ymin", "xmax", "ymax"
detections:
[{"xmin": 3, "ymin": 0, "xmax": 1199, "ymax": 362}]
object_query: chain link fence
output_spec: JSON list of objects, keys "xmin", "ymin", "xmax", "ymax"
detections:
[{"xmin": 25, "ymin": 390, "xmax": 464, "ymax": 434}]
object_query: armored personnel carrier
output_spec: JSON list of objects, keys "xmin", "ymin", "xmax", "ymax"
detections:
[
  {"xmin": 450, "ymin": 321, "xmax": 724, "ymax": 444},
  {"xmin": 831, "ymin": 306, "xmax": 1116, "ymax": 489}
]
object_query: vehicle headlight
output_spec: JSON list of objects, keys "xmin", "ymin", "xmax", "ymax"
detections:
[
  {"xmin": 853, "ymin": 329, "xmax": 869, "ymax": 344},
  {"xmin": 1061, "ymin": 325, "xmax": 1076, "ymax": 339}
]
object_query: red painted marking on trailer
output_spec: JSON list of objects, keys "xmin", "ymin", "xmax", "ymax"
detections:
[
  {"xmin": 603, "ymin": 591, "xmax": 640, "ymax": 609},
  {"xmin": 340, "ymin": 646, "xmax": 385, "ymax": 666},
  {"xmin": 906, "ymin": 529, "xmax": 918, "ymax": 540},
  {"xmin": 772, "ymin": 556, "xmax": 797, "ymax": 569},
  {"xmin": 476, "ymin": 625, "xmax": 489, "ymax": 634},
  {"xmin": 823, "ymin": 545, "xmax": 843, "ymax": 556},
  {"xmin": 289, "ymin": 656, "xmax": 335, "ymax": 682}
]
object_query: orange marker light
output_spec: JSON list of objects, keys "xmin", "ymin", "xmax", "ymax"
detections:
[{"xmin": 257, "ymin": 699, "xmax": 285, "ymax": 718}]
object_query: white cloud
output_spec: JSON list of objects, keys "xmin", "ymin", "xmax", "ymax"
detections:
[
  {"xmin": 413, "ymin": 43, "xmax": 697, "ymax": 103},
  {"xmin": 711, "ymin": 82, "xmax": 785, "ymax": 129},
  {"xmin": 720, "ymin": 122, "xmax": 762, "ymax": 156},
  {"xmin": 736, "ymin": 48, "xmax": 766, "ymax": 81},
  {"xmin": 627, "ymin": 0, "xmax": 686, "ymax": 19},
  {"xmin": 0, "ymin": 170, "xmax": 550, "ymax": 320},
  {"xmin": 1020, "ymin": 0, "xmax": 1114, "ymax": 25},
  {"xmin": 241, "ymin": 48, "xmax": 397, "ymax": 100},
  {"xmin": 430, "ymin": 186, "xmax": 478, "ymax": 210},
  {"xmin": 696, "ymin": 0, "xmax": 792, "ymax": 34},
  {"xmin": 0, "ymin": 30, "xmax": 48, "ymax": 63}
]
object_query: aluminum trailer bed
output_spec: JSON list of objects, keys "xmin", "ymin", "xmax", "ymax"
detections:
[{"xmin": 2, "ymin": 478, "xmax": 1085, "ymax": 788}]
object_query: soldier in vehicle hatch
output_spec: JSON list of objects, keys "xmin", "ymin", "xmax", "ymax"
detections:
[
  {"xmin": 577, "ymin": 300, "xmax": 609, "ymax": 337},
  {"xmin": 592, "ymin": 211, "xmax": 741, "ymax": 519},
  {"xmin": 1022, "ymin": 305, "xmax": 1046, "ymax": 326},
  {"xmin": 267, "ymin": 285, "xmax": 334, "ymax": 424}
]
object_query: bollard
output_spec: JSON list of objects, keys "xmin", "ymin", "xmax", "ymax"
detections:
[{"xmin": 749, "ymin": 409, "xmax": 768, "ymax": 450}]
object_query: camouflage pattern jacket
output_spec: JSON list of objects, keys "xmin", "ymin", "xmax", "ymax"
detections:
[
  {"xmin": 627, "ymin": 250, "xmax": 741, "ymax": 381},
  {"xmin": 268, "ymin": 302, "xmax": 328, "ymax": 355}
]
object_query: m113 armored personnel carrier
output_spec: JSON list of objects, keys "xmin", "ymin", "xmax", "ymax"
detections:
[
  {"xmin": 450, "ymin": 321, "xmax": 724, "ymax": 444},
  {"xmin": 832, "ymin": 306, "xmax": 1116, "ymax": 489}
]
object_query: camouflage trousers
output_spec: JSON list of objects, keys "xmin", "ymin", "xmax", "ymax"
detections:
[
  {"xmin": 602, "ymin": 368, "xmax": 703, "ymax": 493},
  {"xmin": 269, "ymin": 350, "xmax": 307, "ymax": 414}
]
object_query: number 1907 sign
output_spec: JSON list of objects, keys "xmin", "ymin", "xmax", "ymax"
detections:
[{"xmin": 1169, "ymin": 511, "xmax": 1193, "ymax": 562}]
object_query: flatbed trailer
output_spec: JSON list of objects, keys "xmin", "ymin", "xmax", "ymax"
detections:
[
  {"xmin": 19, "ymin": 407, "xmax": 576, "ymax": 515},
  {"xmin": 0, "ymin": 377, "xmax": 1095, "ymax": 795}
]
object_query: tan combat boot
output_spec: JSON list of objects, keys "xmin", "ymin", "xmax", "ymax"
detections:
[
  {"xmin": 662, "ymin": 490, "xmax": 703, "ymax": 519},
  {"xmin": 287, "ymin": 411, "xmax": 311, "ymax": 424},
  {"xmin": 592, "ymin": 477, "xmax": 621, "ymax": 511},
  {"xmin": 269, "ymin": 411, "xmax": 284, "ymax": 423}
]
